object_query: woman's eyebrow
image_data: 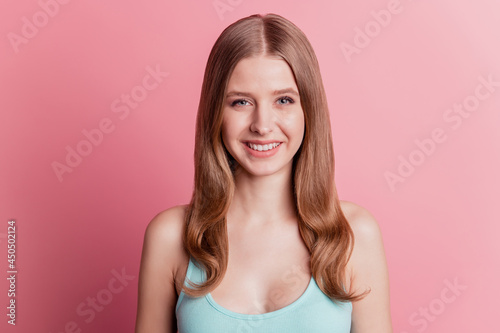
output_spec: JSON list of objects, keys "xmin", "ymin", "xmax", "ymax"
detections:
[
  {"xmin": 225, "ymin": 88, "xmax": 299, "ymax": 97},
  {"xmin": 273, "ymin": 88, "xmax": 299, "ymax": 96},
  {"xmin": 225, "ymin": 91, "xmax": 251, "ymax": 97}
]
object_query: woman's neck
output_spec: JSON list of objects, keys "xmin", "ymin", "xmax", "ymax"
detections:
[{"xmin": 227, "ymin": 165, "xmax": 297, "ymax": 229}]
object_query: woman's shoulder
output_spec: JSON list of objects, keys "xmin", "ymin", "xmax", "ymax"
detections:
[
  {"xmin": 136, "ymin": 205, "xmax": 189, "ymax": 331},
  {"xmin": 339, "ymin": 200, "xmax": 389, "ymax": 293},
  {"xmin": 339, "ymin": 200, "xmax": 382, "ymax": 241},
  {"xmin": 338, "ymin": 201, "xmax": 392, "ymax": 330},
  {"xmin": 146, "ymin": 204, "xmax": 188, "ymax": 233},
  {"xmin": 142, "ymin": 204, "xmax": 189, "ymax": 272},
  {"xmin": 339, "ymin": 200, "xmax": 385, "ymax": 275}
]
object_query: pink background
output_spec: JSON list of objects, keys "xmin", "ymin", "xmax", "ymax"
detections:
[{"xmin": 1, "ymin": 0, "xmax": 499, "ymax": 332}]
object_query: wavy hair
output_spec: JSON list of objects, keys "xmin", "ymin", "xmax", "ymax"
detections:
[{"xmin": 181, "ymin": 13, "xmax": 368, "ymax": 302}]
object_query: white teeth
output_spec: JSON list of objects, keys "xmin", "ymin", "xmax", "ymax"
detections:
[{"xmin": 247, "ymin": 142, "xmax": 281, "ymax": 151}]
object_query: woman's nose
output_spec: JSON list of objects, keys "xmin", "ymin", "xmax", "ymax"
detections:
[{"xmin": 249, "ymin": 105, "xmax": 274, "ymax": 135}]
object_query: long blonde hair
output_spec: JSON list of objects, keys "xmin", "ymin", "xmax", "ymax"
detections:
[{"xmin": 181, "ymin": 13, "xmax": 368, "ymax": 302}]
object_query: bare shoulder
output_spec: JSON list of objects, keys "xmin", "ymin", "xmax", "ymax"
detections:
[
  {"xmin": 339, "ymin": 200, "xmax": 393, "ymax": 332},
  {"xmin": 143, "ymin": 204, "xmax": 189, "ymax": 279},
  {"xmin": 339, "ymin": 200, "xmax": 383, "ymax": 244},
  {"xmin": 135, "ymin": 204, "xmax": 189, "ymax": 333},
  {"xmin": 339, "ymin": 200, "xmax": 386, "ymax": 278},
  {"xmin": 145, "ymin": 205, "xmax": 187, "ymax": 244}
]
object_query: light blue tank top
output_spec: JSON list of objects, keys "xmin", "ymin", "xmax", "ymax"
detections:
[{"xmin": 175, "ymin": 256, "xmax": 352, "ymax": 332}]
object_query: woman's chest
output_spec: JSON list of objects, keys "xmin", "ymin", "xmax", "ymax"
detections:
[
  {"xmin": 210, "ymin": 242, "xmax": 312, "ymax": 314},
  {"xmin": 175, "ymin": 246, "xmax": 353, "ymax": 333},
  {"xmin": 217, "ymin": 221, "xmax": 312, "ymax": 312}
]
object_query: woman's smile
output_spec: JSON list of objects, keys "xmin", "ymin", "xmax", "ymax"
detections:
[
  {"xmin": 243, "ymin": 140, "xmax": 283, "ymax": 158},
  {"xmin": 245, "ymin": 141, "xmax": 282, "ymax": 152}
]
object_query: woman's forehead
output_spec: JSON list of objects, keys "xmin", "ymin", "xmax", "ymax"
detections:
[{"xmin": 226, "ymin": 56, "xmax": 298, "ymax": 95}]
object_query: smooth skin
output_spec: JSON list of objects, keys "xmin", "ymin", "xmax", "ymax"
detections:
[{"xmin": 135, "ymin": 55, "xmax": 392, "ymax": 332}]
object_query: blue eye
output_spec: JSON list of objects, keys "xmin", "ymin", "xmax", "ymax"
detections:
[
  {"xmin": 277, "ymin": 96, "xmax": 294, "ymax": 104},
  {"xmin": 231, "ymin": 99, "xmax": 250, "ymax": 107}
]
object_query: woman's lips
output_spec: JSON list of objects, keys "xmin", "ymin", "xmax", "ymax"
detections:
[{"xmin": 243, "ymin": 141, "xmax": 282, "ymax": 157}]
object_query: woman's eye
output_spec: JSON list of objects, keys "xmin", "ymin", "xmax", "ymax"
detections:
[
  {"xmin": 277, "ymin": 96, "xmax": 294, "ymax": 105},
  {"xmin": 231, "ymin": 99, "xmax": 250, "ymax": 107}
]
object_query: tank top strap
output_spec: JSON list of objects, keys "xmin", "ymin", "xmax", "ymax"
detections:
[
  {"xmin": 175, "ymin": 256, "xmax": 205, "ymax": 313},
  {"xmin": 187, "ymin": 256, "xmax": 205, "ymax": 284}
]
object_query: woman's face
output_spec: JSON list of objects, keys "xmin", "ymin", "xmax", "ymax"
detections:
[{"xmin": 221, "ymin": 55, "xmax": 305, "ymax": 178}]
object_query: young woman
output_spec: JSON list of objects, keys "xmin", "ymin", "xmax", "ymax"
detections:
[{"xmin": 135, "ymin": 13, "xmax": 392, "ymax": 333}]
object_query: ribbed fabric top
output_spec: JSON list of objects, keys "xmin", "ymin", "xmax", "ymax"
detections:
[{"xmin": 175, "ymin": 256, "xmax": 352, "ymax": 332}]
